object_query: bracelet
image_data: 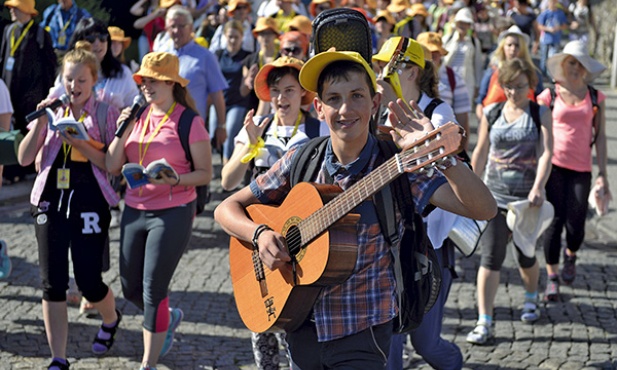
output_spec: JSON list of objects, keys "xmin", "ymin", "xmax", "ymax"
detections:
[
  {"xmin": 173, "ymin": 175, "xmax": 181, "ymax": 186},
  {"xmin": 598, "ymin": 171, "xmax": 605, "ymax": 177},
  {"xmin": 252, "ymin": 224, "xmax": 272, "ymax": 249}
]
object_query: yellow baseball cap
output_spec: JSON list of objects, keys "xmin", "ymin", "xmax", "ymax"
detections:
[
  {"xmin": 300, "ymin": 50, "xmax": 377, "ymax": 94},
  {"xmin": 372, "ymin": 36, "xmax": 426, "ymax": 69}
]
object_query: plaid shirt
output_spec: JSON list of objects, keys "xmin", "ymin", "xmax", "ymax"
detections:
[
  {"xmin": 30, "ymin": 96, "xmax": 120, "ymax": 207},
  {"xmin": 250, "ymin": 135, "xmax": 446, "ymax": 342}
]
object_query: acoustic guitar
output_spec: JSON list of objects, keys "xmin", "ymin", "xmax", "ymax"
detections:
[{"xmin": 229, "ymin": 123, "xmax": 463, "ymax": 333}]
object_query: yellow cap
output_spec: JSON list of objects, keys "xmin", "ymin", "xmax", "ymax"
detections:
[
  {"xmin": 4, "ymin": 0, "xmax": 38, "ymax": 15},
  {"xmin": 133, "ymin": 52, "xmax": 189, "ymax": 87},
  {"xmin": 300, "ymin": 50, "xmax": 377, "ymax": 93},
  {"xmin": 254, "ymin": 56, "xmax": 315, "ymax": 104},
  {"xmin": 372, "ymin": 36, "xmax": 426, "ymax": 69},
  {"xmin": 416, "ymin": 32, "xmax": 448, "ymax": 56}
]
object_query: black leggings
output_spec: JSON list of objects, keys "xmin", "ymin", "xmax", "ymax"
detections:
[
  {"xmin": 542, "ymin": 165, "xmax": 591, "ymax": 265},
  {"xmin": 479, "ymin": 209, "xmax": 537, "ymax": 271},
  {"xmin": 33, "ymin": 201, "xmax": 111, "ymax": 302},
  {"xmin": 120, "ymin": 201, "xmax": 194, "ymax": 332}
]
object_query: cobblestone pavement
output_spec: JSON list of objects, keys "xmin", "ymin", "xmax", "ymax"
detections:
[{"xmin": 1, "ymin": 77, "xmax": 617, "ymax": 369}]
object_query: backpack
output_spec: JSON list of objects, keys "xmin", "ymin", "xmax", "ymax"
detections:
[
  {"xmin": 485, "ymin": 101, "xmax": 542, "ymax": 133},
  {"xmin": 549, "ymin": 85, "xmax": 600, "ymax": 146},
  {"xmin": 310, "ymin": 8, "xmax": 373, "ymax": 63},
  {"xmin": 289, "ymin": 136, "xmax": 442, "ymax": 333},
  {"xmin": 137, "ymin": 105, "xmax": 211, "ymax": 215}
]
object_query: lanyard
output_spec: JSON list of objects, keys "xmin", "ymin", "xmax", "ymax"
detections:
[
  {"xmin": 271, "ymin": 111, "xmax": 302, "ymax": 141},
  {"xmin": 138, "ymin": 102, "xmax": 177, "ymax": 166},
  {"xmin": 61, "ymin": 108, "xmax": 88, "ymax": 167},
  {"xmin": 10, "ymin": 20, "xmax": 34, "ymax": 56},
  {"xmin": 57, "ymin": 10, "xmax": 73, "ymax": 33}
]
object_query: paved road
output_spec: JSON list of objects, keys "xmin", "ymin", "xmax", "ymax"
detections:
[{"xmin": 1, "ymin": 77, "xmax": 617, "ymax": 369}]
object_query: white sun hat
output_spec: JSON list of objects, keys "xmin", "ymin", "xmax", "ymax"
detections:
[
  {"xmin": 497, "ymin": 25, "xmax": 530, "ymax": 48},
  {"xmin": 454, "ymin": 7, "xmax": 475, "ymax": 24},
  {"xmin": 506, "ymin": 200, "xmax": 554, "ymax": 258},
  {"xmin": 547, "ymin": 40, "xmax": 606, "ymax": 83}
]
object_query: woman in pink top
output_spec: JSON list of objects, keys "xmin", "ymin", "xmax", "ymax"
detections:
[
  {"xmin": 17, "ymin": 42, "xmax": 121, "ymax": 370},
  {"xmin": 106, "ymin": 52, "xmax": 212, "ymax": 370},
  {"xmin": 537, "ymin": 40, "xmax": 610, "ymax": 302}
]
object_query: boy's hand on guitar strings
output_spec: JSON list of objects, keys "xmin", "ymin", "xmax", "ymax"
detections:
[
  {"xmin": 386, "ymin": 99, "xmax": 435, "ymax": 150},
  {"xmin": 258, "ymin": 230, "xmax": 291, "ymax": 270}
]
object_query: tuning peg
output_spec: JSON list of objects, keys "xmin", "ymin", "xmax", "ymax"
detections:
[{"xmin": 426, "ymin": 167, "xmax": 434, "ymax": 177}]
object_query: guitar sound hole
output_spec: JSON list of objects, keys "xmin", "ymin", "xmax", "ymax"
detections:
[{"xmin": 286, "ymin": 226, "xmax": 302, "ymax": 256}]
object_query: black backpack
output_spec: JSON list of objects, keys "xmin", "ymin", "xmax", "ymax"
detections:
[
  {"xmin": 137, "ymin": 105, "xmax": 211, "ymax": 215},
  {"xmin": 310, "ymin": 8, "xmax": 373, "ymax": 63},
  {"xmin": 485, "ymin": 100, "xmax": 542, "ymax": 133},
  {"xmin": 549, "ymin": 85, "xmax": 600, "ymax": 146},
  {"xmin": 289, "ymin": 136, "xmax": 442, "ymax": 333}
]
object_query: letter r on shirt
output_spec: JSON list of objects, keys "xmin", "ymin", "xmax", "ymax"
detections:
[{"xmin": 81, "ymin": 212, "xmax": 101, "ymax": 234}]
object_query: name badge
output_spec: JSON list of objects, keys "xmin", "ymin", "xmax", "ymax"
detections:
[
  {"xmin": 58, "ymin": 31, "xmax": 66, "ymax": 47},
  {"xmin": 57, "ymin": 168, "xmax": 70, "ymax": 189},
  {"xmin": 5, "ymin": 57, "xmax": 14, "ymax": 72}
]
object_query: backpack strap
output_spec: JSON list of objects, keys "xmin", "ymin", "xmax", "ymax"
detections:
[
  {"xmin": 289, "ymin": 136, "xmax": 330, "ymax": 186},
  {"xmin": 529, "ymin": 101, "xmax": 542, "ymax": 134},
  {"xmin": 589, "ymin": 85, "xmax": 600, "ymax": 146},
  {"xmin": 549, "ymin": 87, "xmax": 556, "ymax": 111},
  {"xmin": 177, "ymin": 108, "xmax": 199, "ymax": 170},
  {"xmin": 486, "ymin": 102, "xmax": 506, "ymax": 131},
  {"xmin": 446, "ymin": 66, "xmax": 456, "ymax": 95},
  {"xmin": 374, "ymin": 140, "xmax": 402, "ymax": 247},
  {"xmin": 423, "ymin": 97, "xmax": 444, "ymax": 121}
]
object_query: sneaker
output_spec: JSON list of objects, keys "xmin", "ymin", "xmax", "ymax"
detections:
[
  {"xmin": 66, "ymin": 277, "xmax": 82, "ymax": 306},
  {"xmin": 0, "ymin": 240, "xmax": 12, "ymax": 279},
  {"xmin": 110, "ymin": 208, "xmax": 121, "ymax": 229},
  {"xmin": 561, "ymin": 250, "xmax": 577, "ymax": 285},
  {"xmin": 466, "ymin": 321, "xmax": 494, "ymax": 345},
  {"xmin": 520, "ymin": 298, "xmax": 541, "ymax": 323},
  {"xmin": 544, "ymin": 277, "xmax": 560, "ymax": 302},
  {"xmin": 139, "ymin": 364, "xmax": 157, "ymax": 370},
  {"xmin": 160, "ymin": 307, "xmax": 183, "ymax": 357}
]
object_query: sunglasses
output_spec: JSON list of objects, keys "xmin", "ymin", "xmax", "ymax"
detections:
[
  {"xmin": 317, "ymin": 4, "xmax": 331, "ymax": 11},
  {"xmin": 282, "ymin": 46, "xmax": 303, "ymax": 56},
  {"xmin": 83, "ymin": 33, "xmax": 109, "ymax": 43},
  {"xmin": 235, "ymin": 5, "xmax": 249, "ymax": 10}
]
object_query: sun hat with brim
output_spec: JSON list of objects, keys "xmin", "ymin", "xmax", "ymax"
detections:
[
  {"xmin": 252, "ymin": 17, "xmax": 280, "ymax": 37},
  {"xmin": 133, "ymin": 52, "xmax": 189, "ymax": 87},
  {"xmin": 108, "ymin": 26, "xmax": 131, "ymax": 50},
  {"xmin": 309, "ymin": 0, "xmax": 333, "ymax": 17},
  {"xmin": 372, "ymin": 36, "xmax": 426, "ymax": 69},
  {"xmin": 409, "ymin": 3, "xmax": 429, "ymax": 18},
  {"xmin": 416, "ymin": 31, "xmax": 448, "ymax": 56},
  {"xmin": 454, "ymin": 7, "xmax": 474, "ymax": 24},
  {"xmin": 288, "ymin": 15, "xmax": 313, "ymax": 36},
  {"xmin": 547, "ymin": 40, "xmax": 606, "ymax": 83},
  {"xmin": 506, "ymin": 200, "xmax": 555, "ymax": 258},
  {"xmin": 254, "ymin": 56, "xmax": 316, "ymax": 105},
  {"xmin": 160, "ymin": 0, "xmax": 181, "ymax": 8},
  {"xmin": 373, "ymin": 10, "xmax": 395, "ymax": 26},
  {"xmin": 300, "ymin": 50, "xmax": 377, "ymax": 93},
  {"xmin": 387, "ymin": 0, "xmax": 410, "ymax": 14},
  {"xmin": 497, "ymin": 25, "xmax": 530, "ymax": 48},
  {"xmin": 228, "ymin": 0, "xmax": 251, "ymax": 14},
  {"xmin": 4, "ymin": 0, "xmax": 38, "ymax": 15}
]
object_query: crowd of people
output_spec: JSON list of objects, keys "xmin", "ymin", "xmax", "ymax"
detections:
[{"xmin": 0, "ymin": 0, "xmax": 612, "ymax": 369}]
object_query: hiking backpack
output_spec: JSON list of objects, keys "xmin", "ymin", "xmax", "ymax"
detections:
[
  {"xmin": 289, "ymin": 136, "xmax": 442, "ymax": 333},
  {"xmin": 549, "ymin": 86, "xmax": 600, "ymax": 146},
  {"xmin": 310, "ymin": 8, "xmax": 373, "ymax": 63}
]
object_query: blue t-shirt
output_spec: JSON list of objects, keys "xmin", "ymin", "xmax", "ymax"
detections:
[{"xmin": 537, "ymin": 9, "xmax": 568, "ymax": 45}]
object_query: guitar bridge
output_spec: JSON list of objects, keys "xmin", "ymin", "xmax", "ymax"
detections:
[{"xmin": 252, "ymin": 250, "xmax": 268, "ymax": 297}]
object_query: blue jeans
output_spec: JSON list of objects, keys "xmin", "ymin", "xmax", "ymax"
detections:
[
  {"xmin": 539, "ymin": 43, "xmax": 560, "ymax": 78},
  {"xmin": 209, "ymin": 105, "xmax": 247, "ymax": 160},
  {"xmin": 387, "ymin": 242, "xmax": 463, "ymax": 370}
]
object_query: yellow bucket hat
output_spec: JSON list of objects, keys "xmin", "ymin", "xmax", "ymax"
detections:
[
  {"xmin": 108, "ymin": 26, "xmax": 131, "ymax": 50},
  {"xmin": 4, "ymin": 0, "xmax": 38, "ymax": 15},
  {"xmin": 254, "ymin": 56, "xmax": 316, "ymax": 105}
]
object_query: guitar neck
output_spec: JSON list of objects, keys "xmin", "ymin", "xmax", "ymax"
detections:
[
  {"xmin": 296, "ymin": 123, "xmax": 463, "ymax": 247},
  {"xmin": 299, "ymin": 155, "xmax": 401, "ymax": 245}
]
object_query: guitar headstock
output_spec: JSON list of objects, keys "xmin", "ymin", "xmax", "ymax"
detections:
[{"xmin": 397, "ymin": 122, "xmax": 464, "ymax": 174}]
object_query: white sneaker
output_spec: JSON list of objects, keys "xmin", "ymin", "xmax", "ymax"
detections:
[
  {"xmin": 466, "ymin": 321, "xmax": 494, "ymax": 345},
  {"xmin": 110, "ymin": 209, "xmax": 121, "ymax": 228},
  {"xmin": 520, "ymin": 299, "xmax": 541, "ymax": 323}
]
